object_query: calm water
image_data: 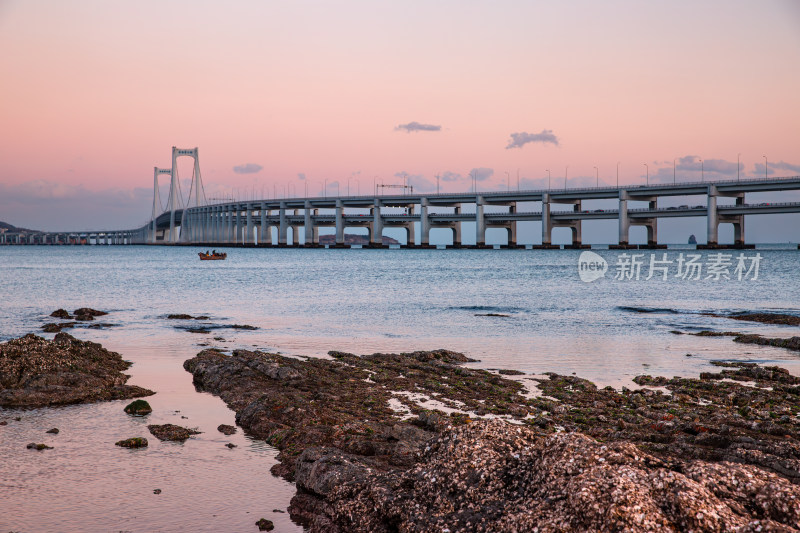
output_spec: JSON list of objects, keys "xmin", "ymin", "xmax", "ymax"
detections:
[{"xmin": 1, "ymin": 245, "xmax": 800, "ymax": 531}]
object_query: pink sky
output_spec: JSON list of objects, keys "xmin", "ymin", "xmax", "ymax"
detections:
[{"xmin": 1, "ymin": 1, "xmax": 799, "ymax": 229}]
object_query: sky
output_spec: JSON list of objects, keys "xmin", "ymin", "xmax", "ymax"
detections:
[{"xmin": 0, "ymin": 0, "xmax": 799, "ymax": 237}]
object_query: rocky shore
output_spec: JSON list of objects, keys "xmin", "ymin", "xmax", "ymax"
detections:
[
  {"xmin": 183, "ymin": 347, "xmax": 800, "ymax": 532},
  {"xmin": 0, "ymin": 332, "xmax": 153, "ymax": 407}
]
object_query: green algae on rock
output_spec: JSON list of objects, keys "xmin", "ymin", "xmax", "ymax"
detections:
[
  {"xmin": 116, "ymin": 437, "xmax": 148, "ymax": 448},
  {"xmin": 124, "ymin": 399, "xmax": 153, "ymax": 416}
]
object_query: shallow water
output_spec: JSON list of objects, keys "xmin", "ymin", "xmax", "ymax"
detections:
[{"xmin": 1, "ymin": 245, "xmax": 799, "ymax": 531}]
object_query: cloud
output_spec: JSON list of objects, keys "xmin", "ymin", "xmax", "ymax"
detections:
[
  {"xmin": 505, "ymin": 130, "xmax": 559, "ymax": 149},
  {"xmin": 439, "ymin": 171, "xmax": 463, "ymax": 182},
  {"xmin": 233, "ymin": 163, "xmax": 263, "ymax": 174},
  {"xmin": 395, "ymin": 121, "xmax": 442, "ymax": 133},
  {"xmin": 297, "ymin": 173, "xmax": 306, "ymax": 180},
  {"xmin": 469, "ymin": 167, "xmax": 494, "ymax": 181},
  {"xmin": 770, "ymin": 161, "xmax": 800, "ymax": 174}
]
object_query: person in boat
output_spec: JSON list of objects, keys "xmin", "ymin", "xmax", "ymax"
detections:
[
  {"xmin": 212, "ymin": 250, "xmax": 216, "ymax": 255},
  {"xmin": 206, "ymin": 250, "xmax": 210, "ymax": 255}
]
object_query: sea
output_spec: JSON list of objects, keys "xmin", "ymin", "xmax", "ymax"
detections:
[{"xmin": 1, "ymin": 245, "xmax": 799, "ymax": 532}]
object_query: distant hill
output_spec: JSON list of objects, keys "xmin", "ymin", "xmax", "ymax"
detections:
[
  {"xmin": 318, "ymin": 234, "xmax": 400, "ymax": 245},
  {"xmin": 0, "ymin": 221, "xmax": 16, "ymax": 231}
]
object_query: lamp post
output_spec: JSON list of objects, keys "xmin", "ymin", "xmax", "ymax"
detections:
[
  {"xmin": 517, "ymin": 168, "xmax": 520, "ymax": 191},
  {"xmin": 436, "ymin": 174, "xmax": 440, "ymax": 194},
  {"xmin": 564, "ymin": 166, "xmax": 568, "ymax": 190},
  {"xmin": 324, "ymin": 178, "xmax": 327, "ymax": 197},
  {"xmin": 347, "ymin": 176, "xmax": 351, "ymax": 196},
  {"xmin": 763, "ymin": 155, "xmax": 767, "ymax": 179},
  {"xmin": 673, "ymin": 158, "xmax": 676, "ymax": 184},
  {"xmin": 700, "ymin": 159, "xmax": 704, "ymax": 182},
  {"xmin": 546, "ymin": 169, "xmax": 551, "ymax": 190},
  {"xmin": 643, "ymin": 163, "xmax": 649, "ymax": 186},
  {"xmin": 593, "ymin": 166, "xmax": 598, "ymax": 187},
  {"xmin": 737, "ymin": 153, "xmax": 741, "ymax": 182},
  {"xmin": 616, "ymin": 162, "xmax": 620, "ymax": 188},
  {"xmin": 505, "ymin": 171, "xmax": 510, "ymax": 191}
]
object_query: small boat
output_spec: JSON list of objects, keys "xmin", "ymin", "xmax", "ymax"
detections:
[{"xmin": 198, "ymin": 252, "xmax": 227, "ymax": 260}]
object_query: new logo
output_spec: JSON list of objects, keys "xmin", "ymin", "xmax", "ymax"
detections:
[{"xmin": 578, "ymin": 251, "xmax": 608, "ymax": 282}]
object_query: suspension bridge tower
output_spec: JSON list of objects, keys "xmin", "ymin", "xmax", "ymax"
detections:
[{"xmin": 163, "ymin": 147, "xmax": 206, "ymax": 243}]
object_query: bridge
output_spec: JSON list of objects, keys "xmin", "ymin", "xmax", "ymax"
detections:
[{"xmin": 3, "ymin": 146, "xmax": 800, "ymax": 248}]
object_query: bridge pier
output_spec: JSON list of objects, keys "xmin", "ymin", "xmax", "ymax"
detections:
[{"xmin": 369, "ymin": 200, "xmax": 384, "ymax": 247}]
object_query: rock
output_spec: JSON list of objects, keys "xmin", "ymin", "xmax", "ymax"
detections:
[
  {"xmin": 325, "ymin": 420, "xmax": 800, "ymax": 533},
  {"xmin": 0, "ymin": 420, "xmax": 6, "ymax": 425},
  {"xmin": 124, "ymin": 399, "xmax": 152, "ymax": 416},
  {"xmin": 147, "ymin": 423, "xmax": 201, "ymax": 442},
  {"xmin": 73, "ymin": 314, "xmax": 95, "ymax": 322},
  {"xmin": 475, "ymin": 313, "xmax": 511, "ymax": 317},
  {"xmin": 255, "ymin": 518, "xmax": 275, "ymax": 531},
  {"xmin": 272, "ymin": 509, "xmax": 285, "ymax": 513},
  {"xmin": 46, "ymin": 427, "xmax": 59, "ymax": 434},
  {"xmin": 218, "ymin": 424, "xmax": 236, "ymax": 435},
  {"xmin": 42, "ymin": 322, "xmax": 76, "ymax": 333},
  {"xmin": 115, "ymin": 437, "xmax": 148, "ymax": 448},
  {"xmin": 497, "ymin": 368, "xmax": 525, "ymax": 375},
  {"xmin": 226, "ymin": 443, "xmax": 237, "ymax": 448},
  {"xmin": 72, "ymin": 308, "xmax": 108, "ymax": 317},
  {"xmin": 167, "ymin": 314, "xmax": 194, "ymax": 319},
  {"xmin": 0, "ymin": 333, "xmax": 154, "ymax": 408},
  {"xmin": 26, "ymin": 442, "xmax": 52, "ymax": 450},
  {"xmin": 50, "ymin": 309, "xmax": 72, "ymax": 319},
  {"xmin": 153, "ymin": 489, "xmax": 162, "ymax": 494},
  {"xmin": 230, "ymin": 324, "xmax": 258, "ymax": 330}
]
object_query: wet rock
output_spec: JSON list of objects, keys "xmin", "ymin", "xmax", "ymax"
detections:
[
  {"xmin": 230, "ymin": 324, "xmax": 258, "ymax": 330},
  {"xmin": 325, "ymin": 420, "xmax": 800, "ymax": 533},
  {"xmin": 714, "ymin": 312, "xmax": 800, "ymax": 326},
  {"xmin": 734, "ymin": 334, "xmax": 800, "ymax": 352},
  {"xmin": 115, "ymin": 437, "xmax": 148, "ymax": 448},
  {"xmin": 226, "ymin": 443, "xmax": 237, "ymax": 448},
  {"xmin": 50, "ymin": 309, "xmax": 72, "ymax": 319},
  {"xmin": 255, "ymin": 518, "xmax": 274, "ymax": 531},
  {"xmin": 185, "ymin": 328, "xmax": 211, "ymax": 334},
  {"xmin": 272, "ymin": 509, "xmax": 285, "ymax": 513},
  {"xmin": 73, "ymin": 313, "xmax": 95, "ymax": 322},
  {"xmin": 86, "ymin": 323, "xmax": 116, "ymax": 329},
  {"xmin": 26, "ymin": 442, "xmax": 52, "ymax": 450},
  {"xmin": 72, "ymin": 308, "xmax": 108, "ymax": 317},
  {"xmin": 46, "ymin": 427, "xmax": 59, "ymax": 434},
  {"xmin": 147, "ymin": 423, "xmax": 201, "ymax": 442},
  {"xmin": 124, "ymin": 399, "xmax": 152, "ymax": 416},
  {"xmin": 0, "ymin": 333, "xmax": 154, "ymax": 408},
  {"xmin": 474, "ymin": 313, "xmax": 511, "ymax": 317},
  {"xmin": 42, "ymin": 322, "xmax": 77, "ymax": 333},
  {"xmin": 167, "ymin": 314, "xmax": 193, "ymax": 319},
  {"xmin": 0, "ymin": 420, "xmax": 7, "ymax": 425},
  {"xmin": 497, "ymin": 368, "xmax": 525, "ymax": 375},
  {"xmin": 217, "ymin": 424, "xmax": 236, "ymax": 435},
  {"xmin": 153, "ymin": 489, "xmax": 162, "ymax": 494}
]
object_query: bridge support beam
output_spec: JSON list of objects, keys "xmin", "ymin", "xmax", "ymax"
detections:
[
  {"xmin": 420, "ymin": 198, "xmax": 432, "ymax": 247},
  {"xmin": 707, "ymin": 185, "xmax": 719, "ymax": 246},
  {"xmin": 279, "ymin": 202, "xmax": 288, "ymax": 246},
  {"xmin": 371, "ymin": 200, "xmax": 383, "ymax": 247},
  {"xmin": 541, "ymin": 193, "xmax": 552, "ymax": 246},
  {"xmin": 304, "ymin": 201, "xmax": 313, "ymax": 246},
  {"xmin": 335, "ymin": 200, "xmax": 345, "ymax": 246},
  {"xmin": 246, "ymin": 204, "xmax": 253, "ymax": 245},
  {"xmin": 618, "ymin": 190, "xmax": 630, "ymax": 246},
  {"xmin": 475, "ymin": 196, "xmax": 487, "ymax": 247}
]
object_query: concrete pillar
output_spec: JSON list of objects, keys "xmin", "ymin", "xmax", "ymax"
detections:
[
  {"xmin": 420, "ymin": 197, "xmax": 431, "ymax": 246},
  {"xmin": 707, "ymin": 185, "xmax": 718, "ymax": 245},
  {"xmin": 618, "ymin": 190, "xmax": 630, "ymax": 245},
  {"xmin": 335, "ymin": 200, "xmax": 344, "ymax": 245},
  {"xmin": 475, "ymin": 196, "xmax": 486, "ymax": 246},
  {"xmin": 508, "ymin": 203, "xmax": 517, "ymax": 246},
  {"xmin": 647, "ymin": 199, "xmax": 658, "ymax": 245},
  {"xmin": 371, "ymin": 199, "xmax": 383, "ymax": 246},
  {"xmin": 453, "ymin": 204, "xmax": 462, "ymax": 246},
  {"xmin": 312, "ymin": 210, "xmax": 320, "ymax": 244},
  {"xmin": 259, "ymin": 203, "xmax": 267, "ymax": 246},
  {"xmin": 304, "ymin": 201, "xmax": 313, "ymax": 245},
  {"xmin": 572, "ymin": 201, "xmax": 582, "ymax": 246},
  {"xmin": 279, "ymin": 202, "xmax": 288, "ymax": 245},
  {"xmin": 541, "ymin": 193, "xmax": 551, "ymax": 245},
  {"xmin": 246, "ymin": 204, "xmax": 253, "ymax": 245}
]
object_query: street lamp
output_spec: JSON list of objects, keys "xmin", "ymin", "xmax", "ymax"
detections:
[
  {"xmin": 517, "ymin": 168, "xmax": 520, "ymax": 191},
  {"xmin": 616, "ymin": 162, "xmax": 620, "ymax": 188},
  {"xmin": 763, "ymin": 155, "xmax": 768, "ymax": 179},
  {"xmin": 435, "ymin": 174, "xmax": 440, "ymax": 194},
  {"xmin": 546, "ymin": 169, "xmax": 551, "ymax": 190},
  {"xmin": 643, "ymin": 163, "xmax": 648, "ymax": 186},
  {"xmin": 593, "ymin": 166, "xmax": 598, "ymax": 187},
  {"xmin": 737, "ymin": 153, "xmax": 741, "ymax": 182},
  {"xmin": 347, "ymin": 176, "xmax": 351, "ymax": 196},
  {"xmin": 324, "ymin": 178, "xmax": 327, "ymax": 197},
  {"xmin": 673, "ymin": 158, "xmax": 676, "ymax": 185},
  {"xmin": 505, "ymin": 171, "xmax": 510, "ymax": 192},
  {"xmin": 700, "ymin": 159, "xmax": 704, "ymax": 182},
  {"xmin": 564, "ymin": 165, "xmax": 568, "ymax": 190}
]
